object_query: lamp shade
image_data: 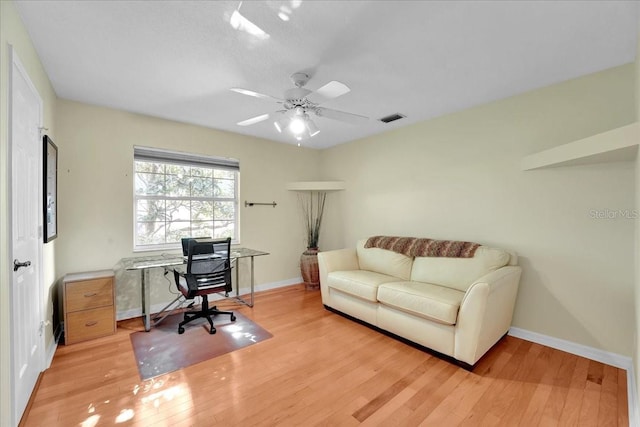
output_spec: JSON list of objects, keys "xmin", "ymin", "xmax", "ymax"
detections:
[{"xmin": 305, "ymin": 117, "xmax": 320, "ymax": 137}]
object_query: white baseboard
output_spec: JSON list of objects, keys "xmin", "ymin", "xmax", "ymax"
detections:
[
  {"xmin": 509, "ymin": 327, "xmax": 638, "ymax": 426},
  {"xmin": 45, "ymin": 335, "xmax": 58, "ymax": 369},
  {"xmin": 629, "ymin": 365, "xmax": 639, "ymax": 427},
  {"xmin": 44, "ymin": 324, "xmax": 63, "ymax": 369},
  {"xmin": 252, "ymin": 276, "xmax": 302, "ymax": 293},
  {"xmin": 116, "ymin": 277, "xmax": 302, "ymax": 321}
]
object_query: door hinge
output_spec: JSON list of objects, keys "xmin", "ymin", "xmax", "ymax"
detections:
[{"xmin": 38, "ymin": 321, "xmax": 44, "ymax": 337}]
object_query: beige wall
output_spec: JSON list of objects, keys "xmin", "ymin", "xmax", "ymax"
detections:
[
  {"xmin": 55, "ymin": 100, "xmax": 320, "ymax": 313},
  {"xmin": 0, "ymin": 1, "xmax": 58, "ymax": 425},
  {"xmin": 320, "ymin": 64, "xmax": 636, "ymax": 357}
]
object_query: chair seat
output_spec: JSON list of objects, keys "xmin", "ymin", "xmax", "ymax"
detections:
[{"xmin": 177, "ymin": 280, "xmax": 228, "ymax": 297}]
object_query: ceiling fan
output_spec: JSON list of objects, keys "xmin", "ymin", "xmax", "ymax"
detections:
[{"xmin": 231, "ymin": 72, "xmax": 368, "ymax": 142}]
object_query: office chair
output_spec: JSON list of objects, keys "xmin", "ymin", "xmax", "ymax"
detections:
[{"xmin": 173, "ymin": 237, "xmax": 236, "ymax": 334}]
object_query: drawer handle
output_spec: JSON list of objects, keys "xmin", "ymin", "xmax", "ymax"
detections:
[
  {"xmin": 85, "ymin": 321, "xmax": 98, "ymax": 327},
  {"xmin": 83, "ymin": 293, "xmax": 98, "ymax": 298}
]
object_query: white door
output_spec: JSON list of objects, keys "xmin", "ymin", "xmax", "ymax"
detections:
[{"xmin": 10, "ymin": 47, "xmax": 45, "ymax": 425}]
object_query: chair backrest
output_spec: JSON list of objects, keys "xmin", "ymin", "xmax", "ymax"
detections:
[
  {"xmin": 181, "ymin": 237, "xmax": 219, "ymax": 257},
  {"xmin": 185, "ymin": 237, "xmax": 232, "ymax": 293}
]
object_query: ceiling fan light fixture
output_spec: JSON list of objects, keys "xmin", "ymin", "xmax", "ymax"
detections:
[
  {"xmin": 289, "ymin": 116, "xmax": 306, "ymax": 135},
  {"xmin": 306, "ymin": 117, "xmax": 320, "ymax": 137}
]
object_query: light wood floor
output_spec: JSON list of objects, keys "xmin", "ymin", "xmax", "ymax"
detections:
[{"xmin": 23, "ymin": 284, "xmax": 629, "ymax": 426}]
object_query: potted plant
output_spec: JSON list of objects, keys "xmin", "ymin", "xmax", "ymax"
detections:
[{"xmin": 299, "ymin": 191, "xmax": 326, "ymax": 289}]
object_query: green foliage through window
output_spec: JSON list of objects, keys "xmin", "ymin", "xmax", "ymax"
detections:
[{"xmin": 134, "ymin": 160, "xmax": 238, "ymax": 249}]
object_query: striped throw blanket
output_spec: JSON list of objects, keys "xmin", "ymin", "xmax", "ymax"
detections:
[{"xmin": 364, "ymin": 236, "xmax": 480, "ymax": 258}]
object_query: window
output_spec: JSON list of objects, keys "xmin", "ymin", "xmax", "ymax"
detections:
[{"xmin": 133, "ymin": 146, "xmax": 239, "ymax": 250}]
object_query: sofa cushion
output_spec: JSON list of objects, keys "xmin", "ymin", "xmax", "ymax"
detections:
[
  {"xmin": 377, "ymin": 281, "xmax": 465, "ymax": 325},
  {"xmin": 328, "ymin": 270, "xmax": 402, "ymax": 302},
  {"xmin": 356, "ymin": 239, "xmax": 413, "ymax": 280},
  {"xmin": 410, "ymin": 246, "xmax": 510, "ymax": 292}
]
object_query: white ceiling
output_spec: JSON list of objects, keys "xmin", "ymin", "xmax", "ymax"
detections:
[{"xmin": 14, "ymin": 0, "xmax": 639, "ymax": 149}]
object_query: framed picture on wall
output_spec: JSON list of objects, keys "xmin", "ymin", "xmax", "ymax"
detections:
[{"xmin": 43, "ymin": 135, "xmax": 57, "ymax": 243}]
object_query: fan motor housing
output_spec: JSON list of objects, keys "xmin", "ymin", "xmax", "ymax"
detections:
[{"xmin": 284, "ymin": 87, "xmax": 311, "ymax": 102}]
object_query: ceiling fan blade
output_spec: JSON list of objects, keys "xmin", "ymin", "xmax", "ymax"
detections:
[
  {"xmin": 308, "ymin": 81, "xmax": 350, "ymax": 104},
  {"xmin": 284, "ymin": 87, "xmax": 311, "ymax": 100},
  {"xmin": 315, "ymin": 107, "xmax": 368, "ymax": 124},
  {"xmin": 237, "ymin": 113, "xmax": 270, "ymax": 126},
  {"xmin": 317, "ymin": 81, "xmax": 350, "ymax": 99},
  {"xmin": 230, "ymin": 88, "xmax": 283, "ymax": 102}
]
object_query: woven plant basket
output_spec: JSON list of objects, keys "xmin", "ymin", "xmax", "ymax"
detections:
[{"xmin": 300, "ymin": 248, "xmax": 320, "ymax": 290}]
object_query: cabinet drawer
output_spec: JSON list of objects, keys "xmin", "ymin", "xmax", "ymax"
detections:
[
  {"xmin": 65, "ymin": 278, "xmax": 113, "ymax": 312},
  {"xmin": 66, "ymin": 306, "xmax": 115, "ymax": 344}
]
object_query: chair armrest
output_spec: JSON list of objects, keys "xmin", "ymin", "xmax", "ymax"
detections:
[
  {"xmin": 173, "ymin": 269, "xmax": 199, "ymax": 299},
  {"xmin": 172, "ymin": 269, "xmax": 183, "ymax": 287},
  {"xmin": 454, "ymin": 266, "xmax": 522, "ymax": 365},
  {"xmin": 318, "ymin": 248, "xmax": 359, "ymax": 304}
]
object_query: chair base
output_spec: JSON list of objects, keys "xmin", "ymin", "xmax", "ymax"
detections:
[{"xmin": 178, "ymin": 294, "xmax": 236, "ymax": 334}]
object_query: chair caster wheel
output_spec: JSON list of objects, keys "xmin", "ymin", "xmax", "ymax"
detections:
[
  {"xmin": 231, "ymin": 314, "xmax": 236, "ymax": 321},
  {"xmin": 209, "ymin": 327, "xmax": 216, "ymax": 335},
  {"xmin": 178, "ymin": 327, "xmax": 185, "ymax": 334}
]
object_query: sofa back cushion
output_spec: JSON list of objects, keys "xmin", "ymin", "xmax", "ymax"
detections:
[
  {"xmin": 410, "ymin": 246, "xmax": 510, "ymax": 292},
  {"xmin": 356, "ymin": 239, "xmax": 413, "ymax": 280}
]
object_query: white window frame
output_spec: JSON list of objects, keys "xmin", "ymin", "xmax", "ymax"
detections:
[{"xmin": 133, "ymin": 146, "xmax": 240, "ymax": 252}]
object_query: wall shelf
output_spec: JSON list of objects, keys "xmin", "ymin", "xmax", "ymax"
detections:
[
  {"xmin": 286, "ymin": 181, "xmax": 345, "ymax": 191},
  {"xmin": 521, "ymin": 123, "xmax": 638, "ymax": 170}
]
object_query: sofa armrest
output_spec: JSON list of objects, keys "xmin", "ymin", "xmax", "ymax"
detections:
[
  {"xmin": 454, "ymin": 266, "xmax": 522, "ymax": 365},
  {"xmin": 318, "ymin": 248, "xmax": 359, "ymax": 305}
]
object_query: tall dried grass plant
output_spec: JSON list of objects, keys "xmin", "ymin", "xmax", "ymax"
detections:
[{"xmin": 299, "ymin": 191, "xmax": 326, "ymax": 249}]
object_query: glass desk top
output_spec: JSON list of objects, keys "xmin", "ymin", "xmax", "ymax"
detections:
[{"xmin": 121, "ymin": 247, "xmax": 269, "ymax": 271}]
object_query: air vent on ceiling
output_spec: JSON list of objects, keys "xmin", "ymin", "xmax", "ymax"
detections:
[{"xmin": 378, "ymin": 113, "xmax": 406, "ymax": 123}]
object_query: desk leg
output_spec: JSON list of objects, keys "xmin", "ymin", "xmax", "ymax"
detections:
[
  {"xmin": 232, "ymin": 257, "xmax": 255, "ymax": 307},
  {"xmin": 141, "ymin": 268, "xmax": 151, "ymax": 332},
  {"xmin": 250, "ymin": 255, "xmax": 255, "ymax": 307},
  {"xmin": 235, "ymin": 258, "xmax": 239, "ymax": 298}
]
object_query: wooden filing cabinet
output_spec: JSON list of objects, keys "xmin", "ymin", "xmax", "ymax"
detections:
[{"xmin": 63, "ymin": 270, "xmax": 116, "ymax": 344}]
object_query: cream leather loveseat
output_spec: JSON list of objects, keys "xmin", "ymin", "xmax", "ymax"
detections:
[{"xmin": 318, "ymin": 237, "xmax": 522, "ymax": 368}]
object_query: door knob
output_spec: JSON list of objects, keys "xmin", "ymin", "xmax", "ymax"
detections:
[{"xmin": 13, "ymin": 259, "xmax": 31, "ymax": 272}]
